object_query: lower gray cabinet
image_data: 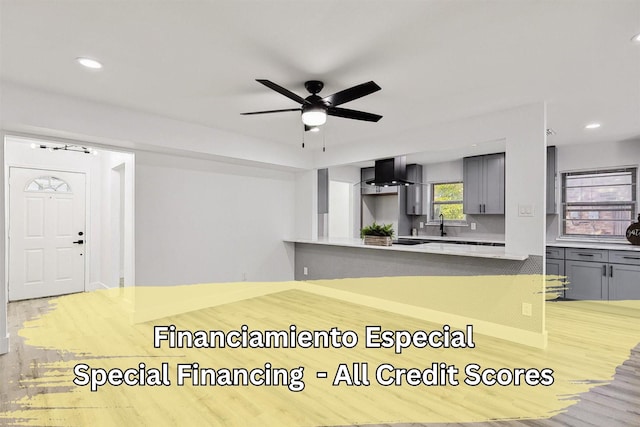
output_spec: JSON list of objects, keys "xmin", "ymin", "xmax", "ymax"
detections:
[
  {"xmin": 609, "ymin": 263, "xmax": 640, "ymax": 300},
  {"xmin": 565, "ymin": 260, "xmax": 607, "ymax": 300},
  {"xmin": 545, "ymin": 247, "xmax": 565, "ymax": 297},
  {"xmin": 562, "ymin": 249, "xmax": 640, "ymax": 300}
]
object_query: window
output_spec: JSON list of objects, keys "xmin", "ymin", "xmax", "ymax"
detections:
[
  {"xmin": 562, "ymin": 168, "xmax": 637, "ymax": 238},
  {"xmin": 431, "ymin": 182, "xmax": 466, "ymax": 222},
  {"xmin": 25, "ymin": 176, "xmax": 71, "ymax": 193}
]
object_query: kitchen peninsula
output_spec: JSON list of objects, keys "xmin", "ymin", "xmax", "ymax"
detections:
[{"xmin": 285, "ymin": 237, "xmax": 533, "ymax": 281}]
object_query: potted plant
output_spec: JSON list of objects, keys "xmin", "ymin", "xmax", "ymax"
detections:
[{"xmin": 361, "ymin": 222, "xmax": 394, "ymax": 246}]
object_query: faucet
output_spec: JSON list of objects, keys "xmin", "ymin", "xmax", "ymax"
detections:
[{"xmin": 439, "ymin": 213, "xmax": 447, "ymax": 237}]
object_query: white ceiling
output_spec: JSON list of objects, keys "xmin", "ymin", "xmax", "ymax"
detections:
[{"xmin": 1, "ymin": 0, "xmax": 639, "ymax": 158}]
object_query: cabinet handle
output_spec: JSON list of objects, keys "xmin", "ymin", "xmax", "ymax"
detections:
[
  {"xmin": 577, "ymin": 253, "xmax": 594, "ymax": 257},
  {"xmin": 623, "ymin": 256, "xmax": 640, "ymax": 260},
  {"xmin": 610, "ymin": 265, "xmax": 613, "ymax": 277},
  {"xmin": 602, "ymin": 265, "xmax": 607, "ymax": 276},
  {"xmin": 479, "ymin": 204, "xmax": 482, "ymax": 213},
  {"xmin": 545, "ymin": 251, "xmax": 551, "ymax": 255}
]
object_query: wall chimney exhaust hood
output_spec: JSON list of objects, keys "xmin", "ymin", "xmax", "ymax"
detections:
[{"xmin": 365, "ymin": 156, "xmax": 413, "ymax": 187}]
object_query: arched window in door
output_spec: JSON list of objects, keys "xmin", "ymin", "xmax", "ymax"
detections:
[{"xmin": 24, "ymin": 176, "xmax": 72, "ymax": 193}]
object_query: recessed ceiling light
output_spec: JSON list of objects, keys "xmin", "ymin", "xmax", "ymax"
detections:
[
  {"xmin": 585, "ymin": 123, "xmax": 601, "ymax": 129},
  {"xmin": 471, "ymin": 144, "xmax": 478, "ymax": 147},
  {"xmin": 632, "ymin": 33, "xmax": 640, "ymax": 42},
  {"xmin": 76, "ymin": 57, "xmax": 103, "ymax": 69}
]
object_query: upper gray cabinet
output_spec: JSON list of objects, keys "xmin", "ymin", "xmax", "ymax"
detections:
[
  {"xmin": 405, "ymin": 164, "xmax": 423, "ymax": 215},
  {"xmin": 546, "ymin": 146, "xmax": 557, "ymax": 214},
  {"xmin": 463, "ymin": 153, "xmax": 505, "ymax": 214}
]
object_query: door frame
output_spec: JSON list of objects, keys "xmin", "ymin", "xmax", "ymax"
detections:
[{"xmin": 7, "ymin": 165, "xmax": 91, "ymax": 298}]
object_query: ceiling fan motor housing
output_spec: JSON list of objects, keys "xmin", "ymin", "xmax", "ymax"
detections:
[{"xmin": 304, "ymin": 80, "xmax": 324, "ymax": 95}]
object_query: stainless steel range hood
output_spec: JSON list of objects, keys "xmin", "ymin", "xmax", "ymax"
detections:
[{"xmin": 365, "ymin": 156, "xmax": 414, "ymax": 187}]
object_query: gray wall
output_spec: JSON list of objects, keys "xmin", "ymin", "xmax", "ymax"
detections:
[{"xmin": 294, "ymin": 243, "xmax": 540, "ymax": 280}]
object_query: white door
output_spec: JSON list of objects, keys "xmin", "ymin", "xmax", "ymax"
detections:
[{"xmin": 9, "ymin": 168, "xmax": 86, "ymax": 301}]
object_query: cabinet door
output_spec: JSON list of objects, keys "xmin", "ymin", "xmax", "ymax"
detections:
[
  {"xmin": 546, "ymin": 146, "xmax": 557, "ymax": 214},
  {"xmin": 609, "ymin": 264, "xmax": 640, "ymax": 300},
  {"xmin": 463, "ymin": 156, "xmax": 483, "ymax": 214},
  {"xmin": 482, "ymin": 153, "xmax": 505, "ymax": 214},
  {"xmin": 546, "ymin": 259, "xmax": 566, "ymax": 298},
  {"xmin": 565, "ymin": 260, "xmax": 607, "ymax": 300},
  {"xmin": 405, "ymin": 164, "xmax": 423, "ymax": 215}
]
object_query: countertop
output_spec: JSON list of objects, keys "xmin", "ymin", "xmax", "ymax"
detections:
[
  {"xmin": 285, "ymin": 238, "xmax": 528, "ymax": 261},
  {"xmin": 547, "ymin": 239, "xmax": 640, "ymax": 252},
  {"xmin": 397, "ymin": 235, "xmax": 505, "ymax": 244}
]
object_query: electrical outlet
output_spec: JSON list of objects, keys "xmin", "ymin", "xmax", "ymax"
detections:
[
  {"xmin": 303, "ymin": 267, "xmax": 308, "ymax": 276},
  {"xmin": 470, "ymin": 222, "xmax": 476, "ymax": 230},
  {"xmin": 419, "ymin": 222, "xmax": 424, "ymax": 228},
  {"xmin": 522, "ymin": 303, "xmax": 532, "ymax": 317}
]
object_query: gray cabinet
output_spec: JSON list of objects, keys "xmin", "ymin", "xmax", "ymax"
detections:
[
  {"xmin": 463, "ymin": 153, "xmax": 505, "ymax": 214},
  {"xmin": 546, "ymin": 146, "xmax": 557, "ymax": 214},
  {"xmin": 609, "ymin": 264, "xmax": 640, "ymax": 300},
  {"xmin": 545, "ymin": 246, "xmax": 565, "ymax": 297},
  {"xmin": 608, "ymin": 250, "xmax": 640, "ymax": 300},
  {"xmin": 559, "ymin": 247, "xmax": 640, "ymax": 300},
  {"xmin": 565, "ymin": 259, "xmax": 607, "ymax": 300},
  {"xmin": 405, "ymin": 164, "xmax": 423, "ymax": 215}
]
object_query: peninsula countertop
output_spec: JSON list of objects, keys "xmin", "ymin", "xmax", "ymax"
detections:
[{"xmin": 285, "ymin": 238, "xmax": 528, "ymax": 261}]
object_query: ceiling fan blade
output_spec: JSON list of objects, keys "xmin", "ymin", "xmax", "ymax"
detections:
[
  {"xmin": 327, "ymin": 107, "xmax": 382, "ymax": 122},
  {"xmin": 322, "ymin": 81, "xmax": 381, "ymax": 106},
  {"xmin": 241, "ymin": 108, "xmax": 301, "ymax": 115},
  {"xmin": 256, "ymin": 79, "xmax": 309, "ymax": 105}
]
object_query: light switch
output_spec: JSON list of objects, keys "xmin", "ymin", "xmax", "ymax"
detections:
[{"xmin": 518, "ymin": 204, "xmax": 534, "ymax": 217}]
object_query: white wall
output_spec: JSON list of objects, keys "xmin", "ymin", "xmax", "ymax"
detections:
[
  {"xmin": 294, "ymin": 170, "xmax": 317, "ymax": 240},
  {"xmin": 135, "ymin": 151, "xmax": 295, "ymax": 286},
  {"xmin": 1, "ymin": 82, "xmax": 313, "ymax": 171},
  {"xmin": 328, "ymin": 165, "xmax": 361, "ymax": 238},
  {"xmin": 100, "ymin": 150, "xmax": 135, "ymax": 288},
  {"xmin": 328, "ymin": 181, "xmax": 352, "ymax": 238},
  {"xmin": 424, "ymin": 159, "xmax": 464, "ymax": 184},
  {"xmin": 557, "ymin": 139, "xmax": 640, "ymax": 172},
  {"xmin": 0, "ymin": 135, "xmax": 6, "ymax": 354}
]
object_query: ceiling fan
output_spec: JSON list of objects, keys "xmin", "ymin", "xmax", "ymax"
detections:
[{"xmin": 241, "ymin": 79, "xmax": 382, "ymax": 131}]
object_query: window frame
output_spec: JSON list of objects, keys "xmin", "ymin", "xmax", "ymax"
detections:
[
  {"xmin": 560, "ymin": 167, "xmax": 637, "ymax": 239},
  {"xmin": 429, "ymin": 181, "xmax": 467, "ymax": 225}
]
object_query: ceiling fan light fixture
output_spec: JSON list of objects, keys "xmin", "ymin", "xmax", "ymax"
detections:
[{"xmin": 301, "ymin": 108, "xmax": 327, "ymax": 126}]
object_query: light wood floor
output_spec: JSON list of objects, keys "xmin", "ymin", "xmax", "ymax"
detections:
[{"xmin": 0, "ymin": 292, "xmax": 639, "ymax": 426}]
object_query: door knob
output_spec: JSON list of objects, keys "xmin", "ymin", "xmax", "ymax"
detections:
[{"xmin": 73, "ymin": 239, "xmax": 84, "ymax": 245}]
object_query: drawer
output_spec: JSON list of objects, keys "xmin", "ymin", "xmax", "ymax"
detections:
[
  {"xmin": 545, "ymin": 247, "xmax": 565, "ymax": 260},
  {"xmin": 609, "ymin": 250, "xmax": 640, "ymax": 266},
  {"xmin": 565, "ymin": 248, "xmax": 608, "ymax": 262}
]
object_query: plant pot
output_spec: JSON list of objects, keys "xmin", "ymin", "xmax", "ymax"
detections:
[{"xmin": 363, "ymin": 235, "xmax": 392, "ymax": 246}]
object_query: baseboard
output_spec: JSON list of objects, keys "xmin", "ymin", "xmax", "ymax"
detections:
[
  {"xmin": 0, "ymin": 333, "xmax": 9, "ymax": 354},
  {"xmin": 86, "ymin": 281, "xmax": 109, "ymax": 291}
]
